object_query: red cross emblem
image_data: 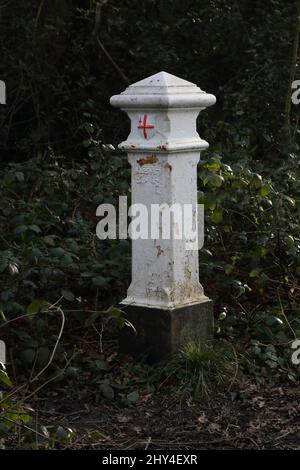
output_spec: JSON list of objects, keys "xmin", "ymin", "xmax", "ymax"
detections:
[{"xmin": 137, "ymin": 114, "xmax": 155, "ymax": 139}]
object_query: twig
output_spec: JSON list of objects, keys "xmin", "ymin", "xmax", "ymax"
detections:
[
  {"xmin": 92, "ymin": 0, "xmax": 129, "ymax": 85},
  {"xmin": 0, "ymin": 303, "xmax": 66, "ymax": 406},
  {"xmin": 93, "ymin": 0, "xmax": 108, "ymax": 36},
  {"xmin": 277, "ymin": 288, "xmax": 297, "ymax": 339},
  {"xmin": 97, "ymin": 38, "xmax": 130, "ymax": 85},
  {"xmin": 4, "ymin": 416, "xmax": 52, "ymax": 443},
  {"xmin": 21, "ymin": 351, "xmax": 78, "ymax": 404},
  {"xmin": 31, "ymin": 306, "xmax": 65, "ymax": 383},
  {"xmin": 34, "ymin": 0, "xmax": 45, "ymax": 30},
  {"xmin": 227, "ymin": 344, "xmax": 239, "ymax": 392}
]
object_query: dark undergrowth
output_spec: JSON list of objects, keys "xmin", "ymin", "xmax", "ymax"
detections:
[{"xmin": 0, "ymin": 0, "xmax": 300, "ymax": 449}]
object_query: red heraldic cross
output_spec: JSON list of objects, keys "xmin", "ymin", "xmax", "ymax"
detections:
[{"xmin": 137, "ymin": 115, "xmax": 154, "ymax": 139}]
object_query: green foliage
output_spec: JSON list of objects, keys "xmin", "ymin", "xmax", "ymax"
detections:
[
  {"xmin": 0, "ymin": 148, "xmax": 131, "ymax": 380},
  {"xmin": 0, "ymin": 148, "xmax": 130, "ymax": 313},
  {"xmin": 176, "ymin": 341, "xmax": 237, "ymax": 397},
  {"xmin": 0, "ymin": 0, "xmax": 300, "ymax": 449},
  {"xmin": 0, "ymin": 0, "xmax": 296, "ymax": 161},
  {"xmin": 197, "ymin": 148, "xmax": 300, "ymax": 376},
  {"xmin": 108, "ymin": 340, "xmax": 237, "ymax": 400}
]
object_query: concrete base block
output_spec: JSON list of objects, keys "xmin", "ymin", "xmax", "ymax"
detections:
[{"xmin": 119, "ymin": 299, "xmax": 213, "ymax": 363}]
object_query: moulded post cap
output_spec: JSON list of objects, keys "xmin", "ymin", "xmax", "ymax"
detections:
[{"xmin": 110, "ymin": 71, "xmax": 216, "ymax": 110}]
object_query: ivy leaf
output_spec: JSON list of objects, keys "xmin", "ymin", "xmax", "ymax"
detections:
[
  {"xmin": 0, "ymin": 370, "xmax": 12, "ymax": 388},
  {"xmin": 92, "ymin": 276, "xmax": 107, "ymax": 287},
  {"xmin": 43, "ymin": 236, "xmax": 56, "ymax": 246},
  {"xmin": 206, "ymin": 161, "xmax": 221, "ymax": 172},
  {"xmin": 100, "ymin": 383, "xmax": 114, "ymax": 401},
  {"xmin": 127, "ymin": 391, "xmax": 139, "ymax": 404},
  {"xmin": 260, "ymin": 185, "xmax": 270, "ymax": 197},
  {"xmin": 15, "ymin": 171, "xmax": 24, "ymax": 183},
  {"xmin": 5, "ymin": 411, "xmax": 30, "ymax": 424},
  {"xmin": 84, "ymin": 311, "xmax": 101, "ymax": 327},
  {"xmin": 51, "ymin": 247, "xmax": 66, "ymax": 257},
  {"xmin": 20, "ymin": 348, "xmax": 36, "ymax": 365},
  {"xmin": 13, "ymin": 225, "xmax": 28, "ymax": 235},
  {"xmin": 205, "ymin": 174, "xmax": 224, "ymax": 188},
  {"xmin": 8, "ymin": 263, "xmax": 19, "ymax": 276},
  {"xmin": 249, "ymin": 268, "xmax": 261, "ymax": 278},
  {"xmin": 211, "ymin": 208, "xmax": 223, "ymax": 223},
  {"xmin": 61, "ymin": 289, "xmax": 75, "ymax": 301},
  {"xmin": 28, "ymin": 225, "xmax": 41, "ymax": 234},
  {"xmin": 225, "ymin": 264, "xmax": 234, "ymax": 275},
  {"xmin": 27, "ymin": 299, "xmax": 49, "ymax": 317},
  {"xmin": 251, "ymin": 173, "xmax": 262, "ymax": 189},
  {"xmin": 55, "ymin": 426, "xmax": 74, "ymax": 441}
]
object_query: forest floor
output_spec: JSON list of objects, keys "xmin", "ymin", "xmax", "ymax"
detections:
[
  {"xmin": 5, "ymin": 328, "xmax": 300, "ymax": 450},
  {"xmin": 35, "ymin": 372, "xmax": 300, "ymax": 450}
]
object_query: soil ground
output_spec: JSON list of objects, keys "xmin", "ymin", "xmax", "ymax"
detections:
[{"xmin": 36, "ymin": 380, "xmax": 300, "ymax": 450}]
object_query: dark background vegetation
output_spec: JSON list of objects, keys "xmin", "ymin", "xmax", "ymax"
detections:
[{"xmin": 0, "ymin": 0, "xmax": 299, "ymax": 449}]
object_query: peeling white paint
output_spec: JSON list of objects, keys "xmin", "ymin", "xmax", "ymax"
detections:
[{"xmin": 110, "ymin": 71, "xmax": 216, "ymax": 310}]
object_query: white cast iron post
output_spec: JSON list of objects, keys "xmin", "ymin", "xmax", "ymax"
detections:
[{"xmin": 110, "ymin": 71, "xmax": 216, "ymax": 360}]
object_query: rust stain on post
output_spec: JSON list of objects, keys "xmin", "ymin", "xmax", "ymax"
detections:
[
  {"xmin": 137, "ymin": 155, "xmax": 158, "ymax": 166},
  {"xmin": 156, "ymin": 245, "xmax": 164, "ymax": 257},
  {"xmin": 157, "ymin": 144, "xmax": 167, "ymax": 151}
]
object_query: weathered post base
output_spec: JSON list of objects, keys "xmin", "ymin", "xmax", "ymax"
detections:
[{"xmin": 119, "ymin": 300, "xmax": 213, "ymax": 363}]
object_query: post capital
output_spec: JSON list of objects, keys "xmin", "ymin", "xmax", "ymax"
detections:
[{"xmin": 110, "ymin": 71, "xmax": 216, "ymax": 153}]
